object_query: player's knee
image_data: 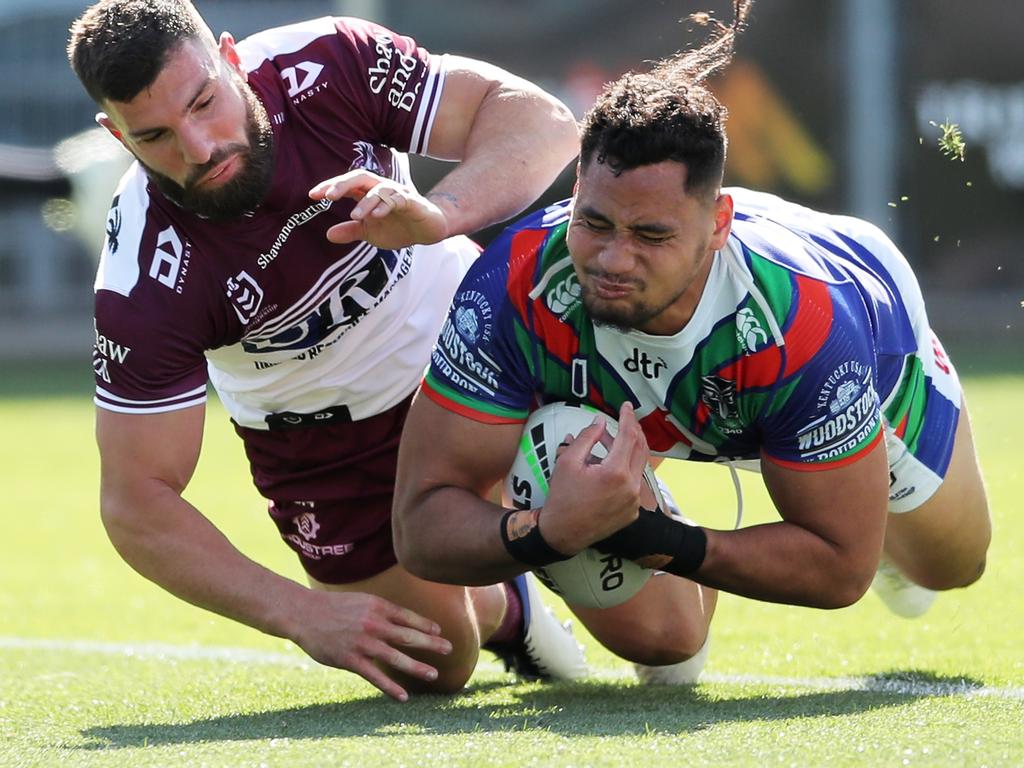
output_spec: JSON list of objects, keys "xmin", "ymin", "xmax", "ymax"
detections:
[
  {"xmin": 917, "ymin": 555, "xmax": 988, "ymax": 591},
  {"xmin": 604, "ymin": 621, "xmax": 708, "ymax": 666}
]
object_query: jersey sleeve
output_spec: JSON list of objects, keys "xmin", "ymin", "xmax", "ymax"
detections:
[
  {"xmin": 91, "ymin": 175, "xmax": 212, "ymax": 415},
  {"xmin": 93, "ymin": 291, "xmax": 209, "ymax": 414},
  {"xmin": 422, "ymin": 227, "xmax": 541, "ymax": 424},
  {"xmin": 325, "ymin": 17, "xmax": 446, "ymax": 154},
  {"xmin": 758, "ymin": 282, "xmax": 884, "ymax": 470}
]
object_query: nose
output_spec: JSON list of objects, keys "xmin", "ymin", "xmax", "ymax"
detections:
[
  {"xmin": 595, "ymin": 234, "xmax": 638, "ymax": 275},
  {"xmin": 177, "ymin": 124, "xmax": 215, "ymax": 167}
]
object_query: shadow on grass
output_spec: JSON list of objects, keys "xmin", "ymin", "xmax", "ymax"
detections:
[{"xmin": 76, "ymin": 670, "xmax": 985, "ymax": 749}]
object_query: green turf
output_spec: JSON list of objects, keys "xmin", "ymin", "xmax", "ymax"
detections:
[{"xmin": 1, "ymin": 375, "xmax": 1021, "ymax": 768}]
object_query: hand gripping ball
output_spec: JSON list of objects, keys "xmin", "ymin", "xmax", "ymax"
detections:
[{"xmin": 503, "ymin": 402, "xmax": 664, "ymax": 609}]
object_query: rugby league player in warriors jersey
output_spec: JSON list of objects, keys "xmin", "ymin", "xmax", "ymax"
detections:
[
  {"xmin": 394, "ymin": 0, "xmax": 991, "ymax": 685},
  {"xmin": 69, "ymin": 0, "xmax": 584, "ymax": 700}
]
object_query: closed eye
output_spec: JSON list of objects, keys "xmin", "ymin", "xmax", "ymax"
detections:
[
  {"xmin": 636, "ymin": 232, "xmax": 673, "ymax": 245},
  {"xmin": 578, "ymin": 216, "xmax": 612, "ymax": 232}
]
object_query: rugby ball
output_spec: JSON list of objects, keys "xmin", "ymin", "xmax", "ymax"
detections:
[{"xmin": 503, "ymin": 402, "xmax": 662, "ymax": 609}]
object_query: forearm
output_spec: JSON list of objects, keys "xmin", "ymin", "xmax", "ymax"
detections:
[
  {"xmin": 394, "ymin": 485, "xmax": 526, "ymax": 586},
  {"xmin": 101, "ymin": 482, "xmax": 309, "ymax": 640},
  {"xmin": 697, "ymin": 521, "xmax": 874, "ymax": 609},
  {"xmin": 597, "ymin": 513, "xmax": 873, "ymax": 609},
  {"xmin": 427, "ymin": 81, "xmax": 578, "ymax": 236}
]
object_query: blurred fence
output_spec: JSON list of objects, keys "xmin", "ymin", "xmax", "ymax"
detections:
[{"xmin": 1, "ymin": 0, "xmax": 1021, "ymax": 362}]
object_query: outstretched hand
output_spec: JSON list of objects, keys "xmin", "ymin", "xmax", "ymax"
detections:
[
  {"xmin": 539, "ymin": 402, "xmax": 652, "ymax": 555},
  {"xmin": 309, "ymin": 170, "xmax": 451, "ymax": 249},
  {"xmin": 290, "ymin": 589, "xmax": 452, "ymax": 702}
]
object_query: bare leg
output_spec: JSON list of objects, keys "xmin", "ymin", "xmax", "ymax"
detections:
[
  {"xmin": 883, "ymin": 397, "xmax": 991, "ymax": 590},
  {"xmin": 570, "ymin": 573, "xmax": 716, "ymax": 666}
]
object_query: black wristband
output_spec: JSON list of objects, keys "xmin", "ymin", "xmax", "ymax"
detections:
[
  {"xmin": 594, "ymin": 507, "xmax": 707, "ymax": 575},
  {"xmin": 499, "ymin": 508, "xmax": 572, "ymax": 567}
]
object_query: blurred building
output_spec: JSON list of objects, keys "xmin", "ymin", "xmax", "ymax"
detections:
[{"xmin": 2, "ymin": 0, "xmax": 1021, "ymax": 363}]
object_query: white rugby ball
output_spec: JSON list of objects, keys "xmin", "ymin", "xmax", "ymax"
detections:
[{"xmin": 503, "ymin": 402, "xmax": 661, "ymax": 609}]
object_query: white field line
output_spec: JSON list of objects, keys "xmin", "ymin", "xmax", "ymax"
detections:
[{"xmin": 2, "ymin": 636, "xmax": 1022, "ymax": 700}]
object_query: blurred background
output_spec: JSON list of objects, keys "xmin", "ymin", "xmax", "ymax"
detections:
[{"xmin": 2, "ymin": 0, "xmax": 1021, "ymax": 369}]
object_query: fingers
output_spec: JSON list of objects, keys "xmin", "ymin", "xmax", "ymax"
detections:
[
  {"xmin": 353, "ymin": 657, "xmax": 414, "ymax": 702},
  {"xmin": 308, "ymin": 169, "xmax": 380, "ymax": 201},
  {"xmin": 618, "ymin": 401, "xmax": 651, "ymax": 478},
  {"xmin": 556, "ymin": 414, "xmax": 608, "ymax": 466},
  {"xmin": 356, "ymin": 602, "xmax": 453, "ymax": 700},
  {"xmin": 602, "ymin": 402, "xmax": 649, "ymax": 478},
  {"xmin": 347, "ymin": 184, "xmax": 408, "ymax": 222},
  {"xmin": 386, "ymin": 603, "xmax": 445, "ymax": 637},
  {"xmin": 308, "ymin": 170, "xmax": 410, "ymax": 221},
  {"xmin": 298, "ymin": 590, "xmax": 458, "ymax": 702},
  {"xmin": 325, "ymin": 220, "xmax": 365, "ymax": 245}
]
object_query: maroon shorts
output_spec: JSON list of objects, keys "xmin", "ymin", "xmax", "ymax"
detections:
[{"xmin": 234, "ymin": 395, "xmax": 413, "ymax": 585}]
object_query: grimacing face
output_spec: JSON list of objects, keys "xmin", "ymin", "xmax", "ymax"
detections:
[
  {"xmin": 566, "ymin": 159, "xmax": 733, "ymax": 336},
  {"xmin": 99, "ymin": 35, "xmax": 273, "ymax": 221}
]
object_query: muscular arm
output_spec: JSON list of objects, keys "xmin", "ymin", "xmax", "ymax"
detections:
[
  {"xmin": 422, "ymin": 55, "xmax": 579, "ymax": 234},
  {"xmin": 97, "ymin": 405, "xmax": 306, "ymax": 635},
  {"xmin": 392, "ymin": 397, "xmax": 524, "ymax": 585},
  {"xmin": 96, "ymin": 406, "xmax": 449, "ymax": 701},
  {"xmin": 695, "ymin": 442, "xmax": 890, "ymax": 608},
  {"xmin": 393, "ymin": 397, "xmax": 650, "ymax": 585},
  {"xmin": 313, "ymin": 56, "xmax": 578, "ymax": 247}
]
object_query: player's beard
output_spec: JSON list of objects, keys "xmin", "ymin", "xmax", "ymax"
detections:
[
  {"xmin": 143, "ymin": 81, "xmax": 274, "ymax": 221},
  {"xmin": 578, "ymin": 237, "xmax": 713, "ymax": 334},
  {"xmin": 580, "ymin": 273, "xmax": 687, "ymax": 334}
]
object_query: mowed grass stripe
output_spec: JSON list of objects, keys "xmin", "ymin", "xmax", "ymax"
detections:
[{"xmin": 3, "ymin": 636, "xmax": 1023, "ymax": 700}]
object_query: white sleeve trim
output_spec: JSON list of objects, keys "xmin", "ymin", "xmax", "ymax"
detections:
[{"xmin": 411, "ymin": 53, "xmax": 448, "ymax": 155}]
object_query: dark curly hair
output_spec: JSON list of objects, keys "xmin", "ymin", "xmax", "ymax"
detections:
[
  {"xmin": 68, "ymin": 0, "xmax": 211, "ymax": 104},
  {"xmin": 580, "ymin": 0, "xmax": 753, "ymax": 199}
]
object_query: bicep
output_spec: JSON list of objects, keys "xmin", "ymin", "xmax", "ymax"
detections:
[
  {"xmin": 425, "ymin": 55, "xmax": 528, "ymax": 160},
  {"xmin": 760, "ymin": 437, "xmax": 889, "ymax": 564},
  {"xmin": 96, "ymin": 404, "xmax": 206, "ymax": 501},
  {"xmin": 395, "ymin": 393, "xmax": 523, "ymax": 510}
]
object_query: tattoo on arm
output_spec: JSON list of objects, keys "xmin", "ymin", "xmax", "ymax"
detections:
[
  {"xmin": 506, "ymin": 509, "xmax": 541, "ymax": 541},
  {"xmin": 426, "ymin": 190, "xmax": 461, "ymax": 210}
]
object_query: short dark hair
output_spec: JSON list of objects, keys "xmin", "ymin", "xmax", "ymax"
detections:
[
  {"xmin": 580, "ymin": 0, "xmax": 753, "ymax": 198},
  {"xmin": 68, "ymin": 0, "xmax": 211, "ymax": 104}
]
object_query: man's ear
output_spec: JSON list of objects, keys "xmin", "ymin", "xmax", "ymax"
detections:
[
  {"xmin": 218, "ymin": 32, "xmax": 246, "ymax": 80},
  {"xmin": 711, "ymin": 192, "xmax": 734, "ymax": 251},
  {"xmin": 96, "ymin": 113, "xmax": 127, "ymax": 148}
]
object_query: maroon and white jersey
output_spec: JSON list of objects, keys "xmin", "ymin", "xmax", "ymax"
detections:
[{"xmin": 92, "ymin": 17, "xmax": 478, "ymax": 430}]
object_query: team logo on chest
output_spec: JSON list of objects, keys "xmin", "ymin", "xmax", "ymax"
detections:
[
  {"xmin": 350, "ymin": 141, "xmax": 387, "ymax": 176},
  {"xmin": 700, "ymin": 375, "xmax": 740, "ymax": 425},
  {"xmin": 226, "ymin": 270, "xmax": 264, "ymax": 324}
]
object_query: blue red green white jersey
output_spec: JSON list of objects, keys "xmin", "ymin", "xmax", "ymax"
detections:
[{"xmin": 424, "ymin": 188, "xmax": 961, "ymax": 485}]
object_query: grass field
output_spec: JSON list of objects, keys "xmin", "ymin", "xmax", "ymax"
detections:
[{"xmin": 1, "ymin": 365, "xmax": 1021, "ymax": 767}]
